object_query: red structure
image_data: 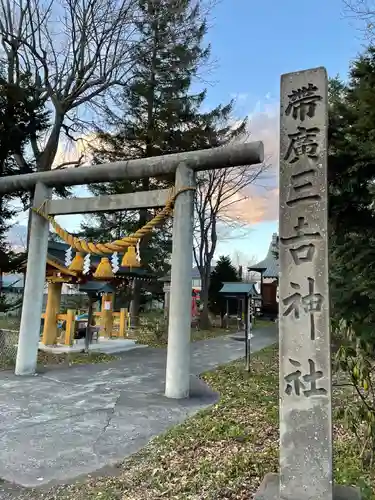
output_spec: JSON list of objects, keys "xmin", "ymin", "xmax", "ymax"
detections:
[
  {"xmin": 191, "ymin": 289, "xmax": 199, "ymax": 317},
  {"xmin": 248, "ymin": 233, "xmax": 279, "ymax": 318}
]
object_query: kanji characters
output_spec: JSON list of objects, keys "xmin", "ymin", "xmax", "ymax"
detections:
[
  {"xmin": 282, "ymin": 278, "xmax": 324, "ymax": 340},
  {"xmin": 280, "ymin": 217, "xmax": 322, "ymax": 265},
  {"xmin": 286, "ymin": 168, "xmax": 321, "ymax": 207},
  {"xmin": 284, "ymin": 126, "xmax": 320, "ymax": 164},
  {"xmin": 283, "ymin": 278, "xmax": 323, "ymax": 319},
  {"xmin": 284, "ymin": 358, "xmax": 327, "ymax": 397},
  {"xmin": 285, "ymin": 83, "xmax": 322, "ymax": 122}
]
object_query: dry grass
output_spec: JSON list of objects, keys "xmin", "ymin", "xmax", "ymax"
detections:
[
  {"xmin": 134, "ymin": 317, "xmax": 273, "ymax": 348},
  {"xmin": 134, "ymin": 326, "xmax": 237, "ymax": 348},
  {"xmin": 0, "ymin": 348, "xmax": 118, "ymax": 371},
  {"xmin": 32, "ymin": 345, "xmax": 375, "ymax": 500}
]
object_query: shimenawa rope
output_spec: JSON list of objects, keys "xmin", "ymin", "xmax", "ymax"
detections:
[{"xmin": 33, "ymin": 186, "xmax": 195, "ymax": 255}]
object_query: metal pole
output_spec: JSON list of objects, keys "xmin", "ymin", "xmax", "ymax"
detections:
[
  {"xmin": 226, "ymin": 299, "xmax": 229, "ymax": 330},
  {"xmin": 165, "ymin": 163, "xmax": 195, "ymax": 399},
  {"xmin": 245, "ymin": 296, "xmax": 250, "ymax": 372},
  {"xmin": 15, "ymin": 183, "xmax": 51, "ymax": 375},
  {"xmin": 248, "ymin": 296, "xmax": 253, "ymax": 371},
  {"xmin": 0, "ymin": 142, "xmax": 264, "ymax": 195}
]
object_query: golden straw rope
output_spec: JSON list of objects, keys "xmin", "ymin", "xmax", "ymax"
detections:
[{"xmin": 33, "ymin": 186, "xmax": 195, "ymax": 255}]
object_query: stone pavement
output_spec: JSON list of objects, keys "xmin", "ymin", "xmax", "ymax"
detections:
[{"xmin": 0, "ymin": 325, "xmax": 276, "ymax": 492}]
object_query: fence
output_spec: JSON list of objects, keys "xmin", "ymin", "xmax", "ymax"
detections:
[
  {"xmin": 41, "ymin": 307, "xmax": 131, "ymax": 345},
  {"xmin": 0, "ymin": 329, "xmax": 19, "ymax": 368}
]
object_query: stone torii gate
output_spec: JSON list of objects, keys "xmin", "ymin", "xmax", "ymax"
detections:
[{"xmin": 0, "ymin": 142, "xmax": 263, "ymax": 399}]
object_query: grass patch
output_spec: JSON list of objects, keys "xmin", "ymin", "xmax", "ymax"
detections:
[
  {"xmin": 134, "ymin": 316, "xmax": 274, "ymax": 348},
  {"xmin": 38, "ymin": 344, "xmax": 374, "ymax": 500},
  {"xmin": 36, "ymin": 350, "xmax": 119, "ymax": 367},
  {"xmin": 135, "ymin": 326, "xmax": 236, "ymax": 348},
  {"xmin": 254, "ymin": 318, "xmax": 276, "ymax": 328},
  {"xmin": 0, "ymin": 350, "xmax": 118, "ymax": 371},
  {"xmin": 0, "ymin": 317, "xmax": 20, "ymax": 330}
]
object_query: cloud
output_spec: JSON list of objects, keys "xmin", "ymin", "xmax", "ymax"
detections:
[
  {"xmin": 52, "ymin": 133, "xmax": 98, "ymax": 169},
  {"xmin": 248, "ymin": 102, "xmax": 279, "ymax": 172},
  {"xmin": 223, "ymin": 99, "xmax": 279, "ymax": 226},
  {"xmin": 230, "ymin": 92, "xmax": 249, "ymax": 103},
  {"xmin": 51, "ymin": 97, "xmax": 280, "ymax": 229},
  {"xmin": 223, "ymin": 187, "xmax": 279, "ymax": 225}
]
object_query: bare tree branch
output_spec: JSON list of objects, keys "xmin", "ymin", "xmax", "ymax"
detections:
[
  {"xmin": 54, "ymin": 153, "xmax": 84, "ymax": 170},
  {"xmin": 343, "ymin": 0, "xmax": 375, "ymax": 40},
  {"xmin": 0, "ymin": 0, "xmax": 139, "ymax": 172},
  {"xmin": 193, "ymin": 150, "xmax": 270, "ymax": 327}
]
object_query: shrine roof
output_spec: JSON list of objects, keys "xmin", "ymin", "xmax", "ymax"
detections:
[
  {"xmin": 219, "ymin": 282, "xmax": 260, "ymax": 298},
  {"xmin": 79, "ymin": 281, "xmax": 116, "ymax": 293},
  {"xmin": 249, "ymin": 233, "xmax": 279, "ymax": 279}
]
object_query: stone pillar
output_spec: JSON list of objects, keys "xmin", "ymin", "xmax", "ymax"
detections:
[
  {"xmin": 165, "ymin": 163, "xmax": 195, "ymax": 399},
  {"xmin": 254, "ymin": 67, "xmax": 360, "ymax": 500},
  {"xmin": 42, "ymin": 281, "xmax": 62, "ymax": 345},
  {"xmin": 15, "ymin": 183, "xmax": 51, "ymax": 376},
  {"xmin": 278, "ymin": 66, "xmax": 332, "ymax": 500}
]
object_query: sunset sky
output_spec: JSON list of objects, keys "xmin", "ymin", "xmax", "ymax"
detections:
[{"xmin": 11, "ymin": 0, "xmax": 365, "ymax": 266}]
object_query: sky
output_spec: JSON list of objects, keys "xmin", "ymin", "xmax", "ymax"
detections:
[
  {"xmin": 10, "ymin": 0, "xmax": 367, "ymax": 265},
  {"xmin": 204, "ymin": 0, "xmax": 365, "ymax": 263}
]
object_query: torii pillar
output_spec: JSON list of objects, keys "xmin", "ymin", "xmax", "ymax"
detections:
[{"xmin": 165, "ymin": 164, "xmax": 195, "ymax": 399}]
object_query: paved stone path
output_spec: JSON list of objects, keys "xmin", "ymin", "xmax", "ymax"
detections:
[{"xmin": 0, "ymin": 326, "xmax": 276, "ymax": 493}]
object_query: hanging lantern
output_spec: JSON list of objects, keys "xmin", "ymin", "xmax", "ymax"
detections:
[
  {"xmin": 69, "ymin": 252, "xmax": 84, "ymax": 272},
  {"xmin": 93, "ymin": 257, "xmax": 114, "ymax": 279},
  {"xmin": 121, "ymin": 246, "xmax": 140, "ymax": 268}
]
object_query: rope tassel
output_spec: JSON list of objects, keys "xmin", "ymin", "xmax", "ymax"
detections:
[
  {"xmin": 121, "ymin": 246, "xmax": 140, "ymax": 268},
  {"xmin": 68, "ymin": 252, "xmax": 84, "ymax": 272},
  {"xmin": 93, "ymin": 257, "xmax": 114, "ymax": 279}
]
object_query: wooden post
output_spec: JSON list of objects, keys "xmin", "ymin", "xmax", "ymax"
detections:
[
  {"xmin": 84, "ymin": 297, "xmax": 95, "ymax": 352},
  {"xmin": 64, "ymin": 309, "xmax": 76, "ymax": 346},
  {"xmin": 119, "ymin": 308, "xmax": 128, "ymax": 338},
  {"xmin": 42, "ymin": 281, "xmax": 62, "ymax": 345},
  {"xmin": 100, "ymin": 293, "xmax": 114, "ymax": 338}
]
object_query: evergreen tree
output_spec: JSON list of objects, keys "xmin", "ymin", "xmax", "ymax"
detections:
[
  {"xmin": 328, "ymin": 49, "xmax": 375, "ymax": 331},
  {"xmin": 82, "ymin": 0, "xmax": 245, "ymax": 322},
  {"xmin": 209, "ymin": 255, "xmax": 239, "ymax": 322},
  {"xmin": 328, "ymin": 46, "xmax": 375, "ymax": 460}
]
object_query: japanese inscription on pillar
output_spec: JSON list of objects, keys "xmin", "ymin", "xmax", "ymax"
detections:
[{"xmin": 279, "ymin": 68, "xmax": 332, "ymax": 500}]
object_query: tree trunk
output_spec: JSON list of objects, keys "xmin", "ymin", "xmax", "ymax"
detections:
[
  {"xmin": 84, "ymin": 297, "xmax": 94, "ymax": 353},
  {"xmin": 129, "ymin": 279, "xmax": 142, "ymax": 329},
  {"xmin": 220, "ymin": 312, "xmax": 225, "ymax": 328},
  {"xmin": 129, "ymin": 193, "xmax": 150, "ymax": 327},
  {"xmin": 129, "ymin": 10, "xmax": 158, "ymax": 327}
]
